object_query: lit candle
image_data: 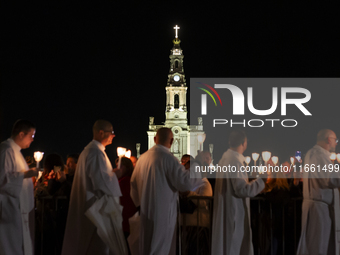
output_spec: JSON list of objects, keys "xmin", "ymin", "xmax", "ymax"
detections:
[
  {"xmin": 245, "ymin": 156, "xmax": 251, "ymax": 166},
  {"xmin": 262, "ymin": 151, "xmax": 271, "ymax": 164},
  {"xmin": 125, "ymin": 150, "xmax": 131, "ymax": 158},
  {"xmin": 117, "ymin": 147, "xmax": 127, "ymax": 169},
  {"xmin": 330, "ymin": 152, "xmax": 336, "ymax": 163},
  {"xmin": 252, "ymin": 153, "xmax": 259, "ymax": 166},
  {"xmin": 271, "ymin": 156, "xmax": 278, "ymax": 166},
  {"xmin": 34, "ymin": 151, "xmax": 44, "ymax": 170}
]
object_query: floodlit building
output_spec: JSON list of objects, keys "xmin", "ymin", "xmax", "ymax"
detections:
[{"xmin": 147, "ymin": 26, "xmax": 205, "ymax": 160}]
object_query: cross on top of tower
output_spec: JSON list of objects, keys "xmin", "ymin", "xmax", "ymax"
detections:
[{"xmin": 173, "ymin": 25, "xmax": 180, "ymax": 38}]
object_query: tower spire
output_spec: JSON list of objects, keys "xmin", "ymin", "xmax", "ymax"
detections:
[{"xmin": 173, "ymin": 25, "xmax": 180, "ymax": 38}]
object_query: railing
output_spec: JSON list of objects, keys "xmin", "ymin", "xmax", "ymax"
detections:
[
  {"xmin": 36, "ymin": 195, "xmax": 303, "ymax": 255},
  {"xmin": 179, "ymin": 196, "xmax": 214, "ymax": 255},
  {"xmin": 179, "ymin": 196, "xmax": 303, "ymax": 255},
  {"xmin": 35, "ymin": 196, "xmax": 68, "ymax": 255}
]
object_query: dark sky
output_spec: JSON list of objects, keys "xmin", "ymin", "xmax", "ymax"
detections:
[{"xmin": 1, "ymin": 2, "xmax": 340, "ymax": 163}]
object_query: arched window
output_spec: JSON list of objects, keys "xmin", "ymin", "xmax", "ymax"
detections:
[
  {"xmin": 175, "ymin": 61, "xmax": 179, "ymax": 68},
  {"xmin": 174, "ymin": 94, "xmax": 179, "ymax": 109}
]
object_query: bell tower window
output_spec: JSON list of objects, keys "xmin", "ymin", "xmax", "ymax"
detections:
[
  {"xmin": 174, "ymin": 94, "xmax": 179, "ymax": 109},
  {"xmin": 175, "ymin": 61, "xmax": 178, "ymax": 69}
]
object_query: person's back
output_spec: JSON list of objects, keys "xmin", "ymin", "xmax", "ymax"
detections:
[
  {"xmin": 212, "ymin": 130, "xmax": 265, "ymax": 255},
  {"xmin": 134, "ymin": 145, "xmax": 180, "ymax": 215},
  {"xmin": 130, "ymin": 127, "xmax": 203, "ymax": 255}
]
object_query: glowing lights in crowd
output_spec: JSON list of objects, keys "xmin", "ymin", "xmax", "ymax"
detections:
[
  {"xmin": 117, "ymin": 147, "xmax": 127, "ymax": 169},
  {"xmin": 34, "ymin": 151, "xmax": 44, "ymax": 169},
  {"xmin": 252, "ymin": 153, "xmax": 259, "ymax": 166},
  {"xmin": 245, "ymin": 156, "xmax": 251, "ymax": 166},
  {"xmin": 262, "ymin": 151, "xmax": 271, "ymax": 164},
  {"xmin": 271, "ymin": 156, "xmax": 278, "ymax": 166}
]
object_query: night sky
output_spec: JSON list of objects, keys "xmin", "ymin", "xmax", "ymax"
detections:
[{"xmin": 1, "ymin": 2, "xmax": 340, "ymax": 164}]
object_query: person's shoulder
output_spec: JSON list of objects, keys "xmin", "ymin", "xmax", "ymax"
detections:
[
  {"xmin": 0, "ymin": 140, "xmax": 13, "ymax": 154},
  {"xmin": 308, "ymin": 146, "xmax": 329, "ymax": 162},
  {"xmin": 85, "ymin": 145, "xmax": 105, "ymax": 157},
  {"xmin": 219, "ymin": 150, "xmax": 239, "ymax": 164},
  {"xmin": 153, "ymin": 145, "xmax": 176, "ymax": 159},
  {"xmin": 0, "ymin": 139, "xmax": 11, "ymax": 149}
]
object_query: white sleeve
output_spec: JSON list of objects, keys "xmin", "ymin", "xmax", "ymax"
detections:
[
  {"xmin": 0, "ymin": 147, "xmax": 24, "ymax": 198},
  {"xmin": 231, "ymin": 178, "xmax": 264, "ymax": 198},
  {"xmin": 230, "ymin": 162, "xmax": 264, "ymax": 198},
  {"xmin": 165, "ymin": 158, "xmax": 203, "ymax": 192}
]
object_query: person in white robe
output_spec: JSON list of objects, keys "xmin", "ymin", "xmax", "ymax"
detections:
[
  {"xmin": 61, "ymin": 120, "xmax": 124, "ymax": 255},
  {"xmin": 211, "ymin": 130, "xmax": 265, "ymax": 255},
  {"xmin": 297, "ymin": 129, "xmax": 340, "ymax": 255},
  {"xmin": 0, "ymin": 119, "xmax": 38, "ymax": 255},
  {"xmin": 130, "ymin": 127, "xmax": 203, "ymax": 255}
]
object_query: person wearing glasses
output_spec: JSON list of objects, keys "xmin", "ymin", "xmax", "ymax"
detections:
[
  {"xmin": 297, "ymin": 129, "xmax": 340, "ymax": 255},
  {"xmin": 0, "ymin": 119, "xmax": 38, "ymax": 255},
  {"xmin": 62, "ymin": 120, "xmax": 125, "ymax": 255}
]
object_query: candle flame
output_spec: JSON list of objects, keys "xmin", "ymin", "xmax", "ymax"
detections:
[
  {"xmin": 262, "ymin": 151, "xmax": 271, "ymax": 162},
  {"xmin": 271, "ymin": 156, "xmax": 278, "ymax": 165},
  {"xmin": 125, "ymin": 150, "xmax": 131, "ymax": 158},
  {"xmin": 34, "ymin": 151, "xmax": 44, "ymax": 162},
  {"xmin": 330, "ymin": 152, "xmax": 336, "ymax": 161},
  {"xmin": 117, "ymin": 147, "xmax": 127, "ymax": 157},
  {"xmin": 252, "ymin": 153, "xmax": 259, "ymax": 161}
]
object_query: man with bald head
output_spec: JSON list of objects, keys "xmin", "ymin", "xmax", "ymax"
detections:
[
  {"xmin": 297, "ymin": 129, "xmax": 340, "ymax": 255},
  {"xmin": 130, "ymin": 127, "xmax": 203, "ymax": 255},
  {"xmin": 62, "ymin": 120, "xmax": 124, "ymax": 255}
]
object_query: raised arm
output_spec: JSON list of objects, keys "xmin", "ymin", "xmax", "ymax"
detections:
[
  {"xmin": 166, "ymin": 158, "xmax": 203, "ymax": 193},
  {"xmin": 231, "ymin": 177, "xmax": 265, "ymax": 198}
]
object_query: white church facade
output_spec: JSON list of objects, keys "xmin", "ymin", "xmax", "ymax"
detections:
[{"xmin": 147, "ymin": 26, "xmax": 205, "ymax": 161}]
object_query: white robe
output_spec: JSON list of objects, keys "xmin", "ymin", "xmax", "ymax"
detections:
[
  {"xmin": 0, "ymin": 138, "xmax": 34, "ymax": 255},
  {"xmin": 61, "ymin": 140, "xmax": 122, "ymax": 255},
  {"xmin": 211, "ymin": 149, "xmax": 265, "ymax": 255},
  {"xmin": 130, "ymin": 144, "xmax": 203, "ymax": 255},
  {"xmin": 297, "ymin": 145, "xmax": 340, "ymax": 255}
]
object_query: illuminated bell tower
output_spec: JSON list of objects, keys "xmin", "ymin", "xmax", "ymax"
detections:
[
  {"xmin": 165, "ymin": 25, "xmax": 187, "ymax": 126},
  {"xmin": 147, "ymin": 25, "xmax": 204, "ymax": 160}
]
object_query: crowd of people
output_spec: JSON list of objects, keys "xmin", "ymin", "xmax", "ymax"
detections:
[{"xmin": 0, "ymin": 119, "xmax": 339, "ymax": 255}]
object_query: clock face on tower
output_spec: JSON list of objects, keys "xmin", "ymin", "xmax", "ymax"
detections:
[{"xmin": 173, "ymin": 75, "xmax": 180, "ymax": 82}]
